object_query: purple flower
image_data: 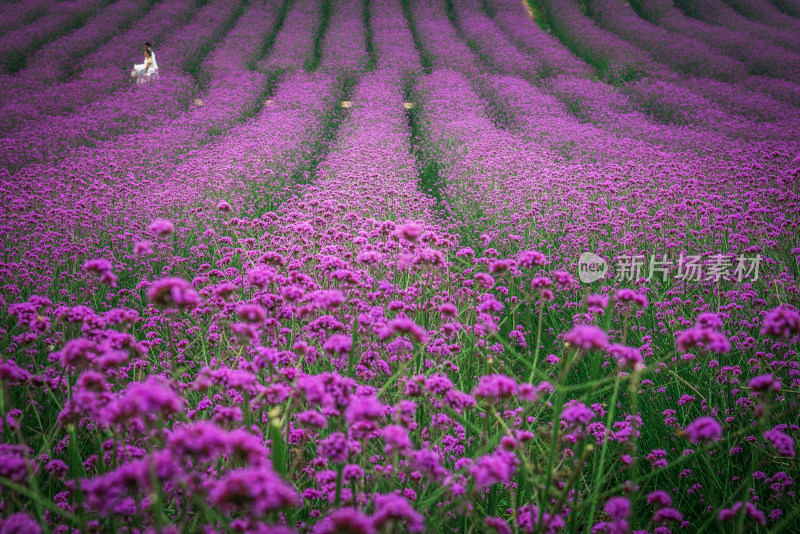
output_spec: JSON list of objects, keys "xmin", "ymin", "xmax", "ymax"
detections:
[
  {"xmin": 748, "ymin": 374, "xmax": 782, "ymax": 393},
  {"xmin": 81, "ymin": 451, "xmax": 180, "ymax": 516},
  {"xmin": 133, "ymin": 241, "xmax": 154, "ymax": 255},
  {"xmin": 474, "ymin": 272, "xmax": 495, "ymax": 289},
  {"xmin": 54, "ymin": 338, "xmax": 98, "ymax": 369},
  {"xmin": 148, "ymin": 218, "xmax": 175, "ymax": 236},
  {"xmin": 379, "ymin": 317, "xmax": 428, "ymax": 344},
  {"xmin": 718, "ymin": 503, "xmax": 741, "ymax": 521},
  {"xmin": 517, "ymin": 249, "xmax": 547, "ymax": 268},
  {"xmin": 209, "ymin": 465, "xmax": 297, "ymax": 516},
  {"xmin": 167, "ymin": 422, "xmax": 230, "ymax": 463},
  {"xmin": 615, "ymin": 288, "xmax": 648, "ymax": 309},
  {"xmin": 552, "ymin": 269, "xmax": 577, "ymax": 287},
  {"xmin": 564, "ymin": 325, "xmax": 608, "ymax": 351},
  {"xmin": 313, "ymin": 507, "xmax": 375, "ymax": 534},
  {"xmin": 45, "ymin": 459, "xmax": 69, "ymax": 479},
  {"xmin": 235, "ymin": 304, "xmax": 266, "ymax": 324},
  {"xmin": 0, "ymin": 445, "xmax": 34, "ymax": 483},
  {"xmin": 604, "ymin": 497, "xmax": 631, "ymax": 521},
  {"xmin": 608, "ymin": 343, "xmax": 643, "ymax": 370},
  {"xmin": 83, "ymin": 258, "xmax": 113, "ymax": 274},
  {"xmin": 561, "ymin": 400, "xmax": 595, "ymax": 428},
  {"xmin": 323, "ymin": 334, "xmax": 353, "ymax": 355},
  {"xmin": 317, "ymin": 432, "xmax": 349, "ymax": 464},
  {"xmin": 531, "ymin": 276, "xmax": 552, "ymax": 290},
  {"xmin": 760, "ymin": 307, "xmax": 800, "ymax": 339},
  {"xmin": 383, "ymin": 425, "xmax": 412, "ymax": 455},
  {"xmin": 397, "ymin": 222, "xmax": 424, "ymax": 242},
  {"xmin": 696, "ymin": 312, "xmax": 723, "ymax": 331},
  {"xmin": 517, "ymin": 504, "xmax": 564, "ymax": 533},
  {"xmin": 372, "ymin": 493, "xmax": 424, "ymax": 532},
  {"xmin": 684, "ymin": 417, "xmax": 722, "ymax": 444},
  {"xmin": 489, "ymin": 259, "xmax": 512, "ymax": 273},
  {"xmin": 83, "ymin": 258, "xmax": 117, "ymax": 287},
  {"xmin": 214, "ymin": 282, "xmax": 237, "ymax": 299},
  {"xmin": 473, "ymin": 373, "xmax": 518, "ymax": 401},
  {"xmin": 676, "ymin": 326, "xmax": 731, "ymax": 354},
  {"xmin": 470, "ymin": 450, "xmax": 518, "ymax": 489},
  {"xmin": 718, "ymin": 502, "xmax": 765, "ymax": 526},
  {"xmin": 485, "ymin": 517, "xmax": 512, "ymax": 534},
  {"xmin": 0, "ymin": 512, "xmax": 42, "ymax": 534},
  {"xmin": 438, "ymin": 302, "xmax": 458, "ymax": 318},
  {"xmin": 408, "ymin": 448, "xmax": 447, "ymax": 482},
  {"xmin": 646, "ymin": 490, "xmax": 673, "ymax": 508},
  {"xmin": 106, "ymin": 376, "xmax": 184, "ymax": 425},
  {"xmin": 653, "ymin": 507, "xmax": 683, "ymax": 524},
  {"xmin": 763, "ymin": 429, "xmax": 795, "ymax": 458},
  {"xmin": 295, "ymin": 411, "xmax": 328, "ymax": 428},
  {"xmin": 344, "ymin": 395, "xmax": 385, "ymax": 424},
  {"xmin": 147, "ymin": 277, "xmax": 200, "ymax": 310},
  {"xmin": 0, "ymin": 360, "xmax": 30, "ymax": 385},
  {"xmin": 594, "ymin": 496, "xmax": 632, "ymax": 533},
  {"xmin": 247, "ymin": 266, "xmax": 278, "ymax": 289}
]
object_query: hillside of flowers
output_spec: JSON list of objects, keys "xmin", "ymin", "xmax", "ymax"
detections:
[{"xmin": 0, "ymin": 0, "xmax": 798, "ymax": 532}]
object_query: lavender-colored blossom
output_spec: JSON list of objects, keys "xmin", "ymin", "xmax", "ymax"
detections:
[
  {"xmin": 147, "ymin": 218, "xmax": 175, "ymax": 236},
  {"xmin": 763, "ymin": 429, "xmax": 795, "ymax": 458},
  {"xmin": 470, "ymin": 450, "xmax": 518, "ymax": 489},
  {"xmin": 564, "ymin": 325, "xmax": 608, "ymax": 351},
  {"xmin": 313, "ymin": 508, "xmax": 375, "ymax": 534},
  {"xmin": 0, "ymin": 512, "xmax": 42, "ymax": 534},
  {"xmin": 473, "ymin": 374, "xmax": 518, "ymax": 401},
  {"xmin": 372, "ymin": 493, "xmax": 424, "ymax": 532},
  {"xmin": 209, "ymin": 465, "xmax": 297, "ymax": 516},
  {"xmin": 760, "ymin": 307, "xmax": 800, "ymax": 339},
  {"xmin": 317, "ymin": 432, "xmax": 349, "ymax": 464},
  {"xmin": 685, "ymin": 417, "xmax": 723, "ymax": 444},
  {"xmin": 561, "ymin": 400, "xmax": 595, "ymax": 428},
  {"xmin": 323, "ymin": 334, "xmax": 353, "ymax": 355},
  {"xmin": 147, "ymin": 277, "xmax": 200, "ymax": 310}
]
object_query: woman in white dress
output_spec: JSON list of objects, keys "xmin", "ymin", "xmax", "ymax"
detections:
[{"xmin": 131, "ymin": 47, "xmax": 158, "ymax": 84}]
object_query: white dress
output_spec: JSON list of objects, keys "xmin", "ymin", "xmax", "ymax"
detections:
[
  {"xmin": 131, "ymin": 51, "xmax": 158, "ymax": 83},
  {"xmin": 149, "ymin": 51, "xmax": 159, "ymax": 76}
]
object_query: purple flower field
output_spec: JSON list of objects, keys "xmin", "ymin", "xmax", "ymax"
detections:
[{"xmin": 1, "ymin": 0, "xmax": 799, "ymax": 532}]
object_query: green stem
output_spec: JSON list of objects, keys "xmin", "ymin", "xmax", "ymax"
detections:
[
  {"xmin": 584, "ymin": 376, "xmax": 621, "ymax": 530},
  {"xmin": 527, "ymin": 300, "xmax": 545, "ymax": 383},
  {"xmin": 334, "ymin": 463, "xmax": 344, "ymax": 507}
]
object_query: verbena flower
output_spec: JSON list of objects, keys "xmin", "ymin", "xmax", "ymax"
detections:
[
  {"xmin": 760, "ymin": 307, "xmax": 800, "ymax": 339},
  {"xmin": 147, "ymin": 218, "xmax": 175, "ymax": 236},
  {"xmin": 564, "ymin": 325, "xmax": 608, "ymax": 351},
  {"xmin": 763, "ymin": 428, "xmax": 795, "ymax": 458},
  {"xmin": 147, "ymin": 277, "xmax": 200, "ymax": 310},
  {"xmin": 685, "ymin": 417, "xmax": 723, "ymax": 444}
]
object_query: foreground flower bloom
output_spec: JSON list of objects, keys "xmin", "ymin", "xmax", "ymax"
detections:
[
  {"xmin": 685, "ymin": 417, "xmax": 723, "ymax": 444},
  {"xmin": 147, "ymin": 277, "xmax": 200, "ymax": 310},
  {"xmin": 147, "ymin": 218, "xmax": 175, "ymax": 236},
  {"xmin": 564, "ymin": 325, "xmax": 608, "ymax": 351},
  {"xmin": 760, "ymin": 307, "xmax": 800, "ymax": 339},
  {"xmin": 209, "ymin": 465, "xmax": 298, "ymax": 516},
  {"xmin": 763, "ymin": 429, "xmax": 796, "ymax": 458}
]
